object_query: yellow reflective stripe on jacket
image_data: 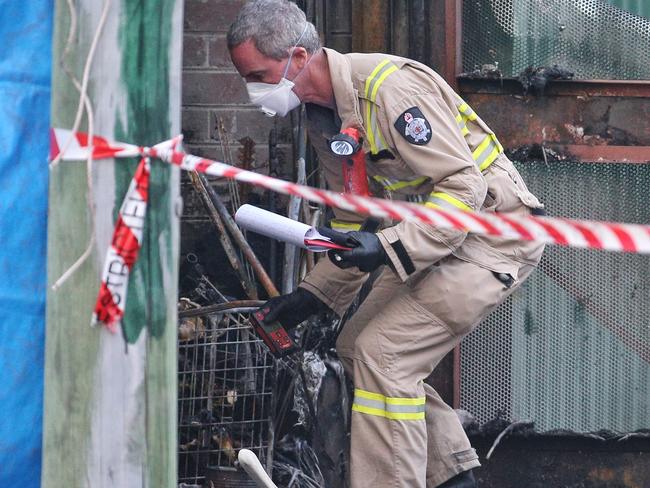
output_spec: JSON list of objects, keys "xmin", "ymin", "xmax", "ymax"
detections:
[
  {"xmin": 365, "ymin": 59, "xmax": 391, "ymax": 98},
  {"xmin": 330, "ymin": 219, "xmax": 362, "ymax": 232},
  {"xmin": 425, "ymin": 191, "xmax": 473, "ymax": 212},
  {"xmin": 366, "ymin": 104, "xmax": 379, "ymax": 154},
  {"xmin": 376, "ymin": 116, "xmax": 390, "ymax": 149},
  {"xmin": 371, "ymin": 65, "xmax": 399, "ymax": 101},
  {"xmin": 373, "ymin": 175, "xmax": 429, "ymax": 192},
  {"xmin": 457, "ymin": 101, "xmax": 477, "ymax": 122},
  {"xmin": 456, "ymin": 99, "xmax": 504, "ymax": 170},
  {"xmin": 365, "ymin": 59, "xmax": 399, "ymax": 102},
  {"xmin": 472, "ymin": 133, "xmax": 503, "ymax": 171},
  {"xmin": 352, "ymin": 388, "xmax": 425, "ymax": 421},
  {"xmin": 455, "ymin": 113, "xmax": 470, "ymax": 137},
  {"xmin": 367, "ymin": 104, "xmax": 389, "ymax": 154},
  {"xmin": 365, "ymin": 60, "xmax": 399, "ymax": 154}
]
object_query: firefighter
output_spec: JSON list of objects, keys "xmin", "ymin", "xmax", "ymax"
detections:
[{"xmin": 228, "ymin": 1, "xmax": 545, "ymax": 487}]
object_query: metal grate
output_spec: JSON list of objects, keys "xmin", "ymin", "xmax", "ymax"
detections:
[
  {"xmin": 463, "ymin": 0, "xmax": 650, "ymax": 80},
  {"xmin": 178, "ymin": 310, "xmax": 275, "ymax": 486},
  {"xmin": 461, "ymin": 160, "xmax": 650, "ymax": 432}
]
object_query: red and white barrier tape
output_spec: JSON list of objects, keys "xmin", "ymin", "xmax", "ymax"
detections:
[
  {"xmin": 51, "ymin": 129, "xmax": 650, "ymax": 330},
  {"xmin": 51, "ymin": 130, "xmax": 184, "ymax": 330},
  {"xmin": 149, "ymin": 145, "xmax": 650, "ymax": 254},
  {"xmin": 50, "ymin": 128, "xmax": 142, "ymax": 161},
  {"xmin": 92, "ymin": 155, "xmax": 150, "ymax": 330}
]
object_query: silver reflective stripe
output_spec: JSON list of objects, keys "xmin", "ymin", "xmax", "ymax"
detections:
[
  {"xmin": 387, "ymin": 403, "xmax": 426, "ymax": 414},
  {"xmin": 473, "ymin": 135, "xmax": 502, "ymax": 170},
  {"xmin": 369, "ymin": 104, "xmax": 389, "ymax": 153},
  {"xmin": 457, "ymin": 100, "xmax": 477, "ymax": 121},
  {"xmin": 353, "ymin": 396, "xmax": 384, "ymax": 410},
  {"xmin": 456, "ymin": 100, "xmax": 502, "ymax": 170},
  {"xmin": 374, "ymin": 175, "xmax": 429, "ymax": 192},
  {"xmin": 425, "ymin": 192, "xmax": 472, "ymax": 211},
  {"xmin": 364, "ymin": 60, "xmax": 399, "ymax": 154},
  {"xmin": 455, "ymin": 113, "xmax": 470, "ymax": 136},
  {"xmin": 365, "ymin": 60, "xmax": 397, "ymax": 102},
  {"xmin": 352, "ymin": 395, "xmax": 426, "ymax": 414},
  {"xmin": 426, "ymin": 196, "xmax": 459, "ymax": 211}
]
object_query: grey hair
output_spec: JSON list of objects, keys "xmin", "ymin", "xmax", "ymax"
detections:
[{"xmin": 227, "ymin": 0, "xmax": 321, "ymax": 60}]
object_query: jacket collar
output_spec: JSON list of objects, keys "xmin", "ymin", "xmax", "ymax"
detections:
[{"xmin": 322, "ymin": 47, "xmax": 366, "ymax": 135}]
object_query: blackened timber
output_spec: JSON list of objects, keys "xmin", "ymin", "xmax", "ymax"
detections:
[
  {"xmin": 189, "ymin": 172, "xmax": 259, "ymax": 300},
  {"xmin": 197, "ymin": 173, "xmax": 280, "ymax": 298}
]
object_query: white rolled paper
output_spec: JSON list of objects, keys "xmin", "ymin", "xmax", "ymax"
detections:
[{"xmin": 235, "ymin": 204, "xmax": 337, "ymax": 252}]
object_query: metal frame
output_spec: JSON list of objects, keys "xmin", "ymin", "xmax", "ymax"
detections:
[
  {"xmin": 459, "ymin": 77, "xmax": 650, "ymax": 164},
  {"xmin": 452, "ymin": 5, "xmax": 650, "ymax": 408}
]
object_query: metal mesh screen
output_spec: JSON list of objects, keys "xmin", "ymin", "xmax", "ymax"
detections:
[
  {"xmin": 463, "ymin": 0, "xmax": 650, "ymax": 80},
  {"xmin": 460, "ymin": 160, "xmax": 650, "ymax": 433},
  {"xmin": 178, "ymin": 311, "xmax": 275, "ymax": 485}
]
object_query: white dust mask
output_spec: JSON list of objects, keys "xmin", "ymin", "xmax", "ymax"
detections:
[
  {"xmin": 245, "ymin": 23, "xmax": 312, "ymax": 117},
  {"xmin": 246, "ymin": 78, "xmax": 301, "ymax": 117}
]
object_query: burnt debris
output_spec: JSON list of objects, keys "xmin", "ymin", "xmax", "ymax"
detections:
[{"xmin": 518, "ymin": 65, "xmax": 574, "ymax": 95}]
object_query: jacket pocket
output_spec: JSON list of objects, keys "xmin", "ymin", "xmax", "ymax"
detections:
[
  {"xmin": 485, "ymin": 154, "xmax": 543, "ymax": 215},
  {"xmin": 452, "ymin": 237, "xmax": 522, "ymax": 282},
  {"xmin": 410, "ymin": 256, "xmax": 518, "ymax": 337}
]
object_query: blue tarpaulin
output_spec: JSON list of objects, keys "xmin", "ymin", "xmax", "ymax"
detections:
[{"xmin": 0, "ymin": 2, "xmax": 52, "ymax": 486}]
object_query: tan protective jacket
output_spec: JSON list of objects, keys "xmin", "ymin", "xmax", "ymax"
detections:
[{"xmin": 300, "ymin": 48, "xmax": 544, "ymax": 315}]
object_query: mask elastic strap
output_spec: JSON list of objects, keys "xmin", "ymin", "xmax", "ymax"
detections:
[{"xmin": 282, "ymin": 22, "xmax": 310, "ymax": 79}]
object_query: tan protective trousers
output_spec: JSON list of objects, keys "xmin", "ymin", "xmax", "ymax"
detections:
[{"xmin": 336, "ymin": 254, "xmax": 538, "ymax": 488}]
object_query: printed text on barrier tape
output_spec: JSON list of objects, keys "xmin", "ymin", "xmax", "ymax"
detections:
[{"xmin": 92, "ymin": 155, "xmax": 150, "ymax": 330}]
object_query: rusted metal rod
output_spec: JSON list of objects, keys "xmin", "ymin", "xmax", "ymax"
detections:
[
  {"xmin": 178, "ymin": 300, "xmax": 265, "ymax": 319},
  {"xmin": 197, "ymin": 173, "xmax": 280, "ymax": 298},
  {"xmin": 189, "ymin": 171, "xmax": 259, "ymax": 300}
]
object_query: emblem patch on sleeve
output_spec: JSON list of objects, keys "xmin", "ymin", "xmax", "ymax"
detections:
[{"xmin": 394, "ymin": 107, "xmax": 432, "ymax": 145}]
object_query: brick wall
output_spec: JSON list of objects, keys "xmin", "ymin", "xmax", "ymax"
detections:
[
  {"xmin": 182, "ymin": 0, "xmax": 293, "ymax": 177},
  {"xmin": 180, "ymin": 0, "xmax": 296, "ymax": 297}
]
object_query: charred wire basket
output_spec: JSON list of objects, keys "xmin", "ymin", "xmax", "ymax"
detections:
[{"xmin": 178, "ymin": 304, "xmax": 276, "ymax": 486}]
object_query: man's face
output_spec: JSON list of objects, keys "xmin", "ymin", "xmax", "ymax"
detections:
[{"xmin": 230, "ymin": 39, "xmax": 307, "ymax": 85}]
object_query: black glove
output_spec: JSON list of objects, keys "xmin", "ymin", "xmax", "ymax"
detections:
[
  {"xmin": 262, "ymin": 287, "xmax": 328, "ymax": 329},
  {"xmin": 318, "ymin": 227, "xmax": 388, "ymax": 273}
]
